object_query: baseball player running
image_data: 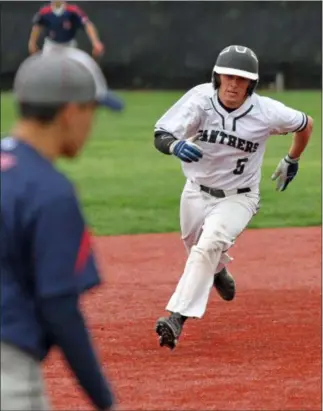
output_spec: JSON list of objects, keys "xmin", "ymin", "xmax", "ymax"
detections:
[
  {"xmin": 28, "ymin": 1, "xmax": 104, "ymax": 57},
  {"xmin": 153, "ymin": 45, "xmax": 313, "ymax": 350},
  {"xmin": 1, "ymin": 49, "xmax": 123, "ymax": 410}
]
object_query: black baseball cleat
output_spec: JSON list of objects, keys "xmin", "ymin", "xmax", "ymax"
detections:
[
  {"xmin": 213, "ymin": 267, "xmax": 236, "ymax": 301},
  {"xmin": 155, "ymin": 313, "xmax": 184, "ymax": 350}
]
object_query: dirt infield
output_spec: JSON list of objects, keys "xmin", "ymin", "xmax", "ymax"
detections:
[{"xmin": 43, "ymin": 227, "xmax": 322, "ymax": 410}]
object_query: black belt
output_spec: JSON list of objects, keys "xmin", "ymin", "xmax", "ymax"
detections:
[{"xmin": 200, "ymin": 185, "xmax": 251, "ymax": 198}]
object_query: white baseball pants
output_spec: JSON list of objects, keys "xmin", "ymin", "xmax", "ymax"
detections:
[
  {"xmin": 42, "ymin": 38, "xmax": 77, "ymax": 55},
  {"xmin": 1, "ymin": 342, "xmax": 50, "ymax": 410},
  {"xmin": 166, "ymin": 179, "xmax": 260, "ymax": 318}
]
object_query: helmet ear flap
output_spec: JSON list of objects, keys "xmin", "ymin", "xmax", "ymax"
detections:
[
  {"xmin": 212, "ymin": 72, "xmax": 220, "ymax": 90},
  {"xmin": 247, "ymin": 80, "xmax": 258, "ymax": 96}
]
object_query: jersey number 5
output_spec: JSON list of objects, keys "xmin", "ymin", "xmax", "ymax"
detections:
[{"xmin": 233, "ymin": 158, "xmax": 248, "ymax": 175}]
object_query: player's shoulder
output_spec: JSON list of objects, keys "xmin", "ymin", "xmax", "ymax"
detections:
[
  {"xmin": 182, "ymin": 83, "xmax": 214, "ymax": 108},
  {"xmin": 32, "ymin": 161, "xmax": 76, "ymax": 208},
  {"xmin": 30, "ymin": 166, "xmax": 77, "ymax": 214},
  {"xmin": 250, "ymin": 93, "xmax": 293, "ymax": 120},
  {"xmin": 38, "ymin": 5, "xmax": 52, "ymax": 15},
  {"xmin": 190, "ymin": 82, "xmax": 214, "ymax": 98},
  {"xmin": 252, "ymin": 93, "xmax": 285, "ymax": 109},
  {"xmin": 1, "ymin": 138, "xmax": 75, "ymax": 206},
  {"xmin": 39, "ymin": 164, "xmax": 75, "ymax": 201},
  {"xmin": 66, "ymin": 3, "xmax": 86, "ymax": 15},
  {"xmin": 252, "ymin": 93, "xmax": 300, "ymax": 114}
]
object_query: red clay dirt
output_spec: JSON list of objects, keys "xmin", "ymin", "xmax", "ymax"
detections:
[{"xmin": 43, "ymin": 227, "xmax": 322, "ymax": 411}]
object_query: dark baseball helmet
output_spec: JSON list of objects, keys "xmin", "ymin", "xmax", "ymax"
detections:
[{"xmin": 212, "ymin": 45, "xmax": 259, "ymax": 95}]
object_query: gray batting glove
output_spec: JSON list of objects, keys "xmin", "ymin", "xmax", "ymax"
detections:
[{"xmin": 271, "ymin": 155, "xmax": 299, "ymax": 192}]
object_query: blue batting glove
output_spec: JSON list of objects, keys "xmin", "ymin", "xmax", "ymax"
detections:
[{"xmin": 170, "ymin": 140, "xmax": 203, "ymax": 163}]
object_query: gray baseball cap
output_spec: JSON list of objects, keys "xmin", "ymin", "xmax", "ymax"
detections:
[{"xmin": 13, "ymin": 48, "xmax": 124, "ymax": 111}]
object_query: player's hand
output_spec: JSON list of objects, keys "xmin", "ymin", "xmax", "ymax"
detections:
[
  {"xmin": 92, "ymin": 41, "xmax": 104, "ymax": 58},
  {"xmin": 170, "ymin": 140, "xmax": 203, "ymax": 163},
  {"xmin": 271, "ymin": 155, "xmax": 299, "ymax": 191}
]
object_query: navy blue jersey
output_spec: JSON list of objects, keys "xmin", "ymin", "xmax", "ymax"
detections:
[
  {"xmin": 0, "ymin": 137, "xmax": 101, "ymax": 359},
  {"xmin": 32, "ymin": 3, "xmax": 89, "ymax": 43}
]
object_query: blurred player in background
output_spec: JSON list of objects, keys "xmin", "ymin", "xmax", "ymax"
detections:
[
  {"xmin": 28, "ymin": 1, "xmax": 104, "ymax": 58},
  {"xmin": 1, "ymin": 48, "xmax": 123, "ymax": 410}
]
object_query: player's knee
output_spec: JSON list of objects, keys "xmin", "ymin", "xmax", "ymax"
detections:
[
  {"xmin": 182, "ymin": 233, "xmax": 198, "ymax": 254},
  {"xmin": 196, "ymin": 229, "xmax": 233, "ymax": 254},
  {"xmin": 188, "ymin": 230, "xmax": 233, "ymax": 271}
]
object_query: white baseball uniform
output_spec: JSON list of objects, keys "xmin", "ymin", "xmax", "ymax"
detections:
[{"xmin": 155, "ymin": 83, "xmax": 307, "ymax": 318}]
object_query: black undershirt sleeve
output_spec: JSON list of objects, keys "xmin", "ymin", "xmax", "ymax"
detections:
[{"xmin": 154, "ymin": 131, "xmax": 177, "ymax": 155}]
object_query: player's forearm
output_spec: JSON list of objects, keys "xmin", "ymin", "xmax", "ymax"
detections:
[
  {"xmin": 85, "ymin": 22, "xmax": 101, "ymax": 45},
  {"xmin": 40, "ymin": 294, "xmax": 114, "ymax": 410},
  {"xmin": 29, "ymin": 25, "xmax": 41, "ymax": 48},
  {"xmin": 288, "ymin": 116, "xmax": 313, "ymax": 159},
  {"xmin": 154, "ymin": 131, "xmax": 177, "ymax": 155}
]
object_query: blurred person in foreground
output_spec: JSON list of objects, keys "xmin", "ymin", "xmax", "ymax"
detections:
[
  {"xmin": 28, "ymin": 1, "xmax": 104, "ymax": 58},
  {"xmin": 1, "ymin": 48, "xmax": 123, "ymax": 410}
]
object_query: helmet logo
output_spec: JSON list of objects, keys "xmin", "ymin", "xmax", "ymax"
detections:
[{"xmin": 219, "ymin": 45, "xmax": 258, "ymax": 62}]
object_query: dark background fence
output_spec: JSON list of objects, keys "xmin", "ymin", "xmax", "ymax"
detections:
[{"xmin": 1, "ymin": 1, "xmax": 322, "ymax": 90}]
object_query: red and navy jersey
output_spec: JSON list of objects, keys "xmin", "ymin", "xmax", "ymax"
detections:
[
  {"xmin": 0, "ymin": 137, "xmax": 101, "ymax": 359},
  {"xmin": 32, "ymin": 3, "xmax": 89, "ymax": 43}
]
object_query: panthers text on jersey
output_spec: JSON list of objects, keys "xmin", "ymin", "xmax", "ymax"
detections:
[{"xmin": 155, "ymin": 83, "xmax": 307, "ymax": 190}]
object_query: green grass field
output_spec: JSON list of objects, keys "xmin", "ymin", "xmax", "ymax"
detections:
[{"xmin": 1, "ymin": 90, "xmax": 321, "ymax": 235}]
